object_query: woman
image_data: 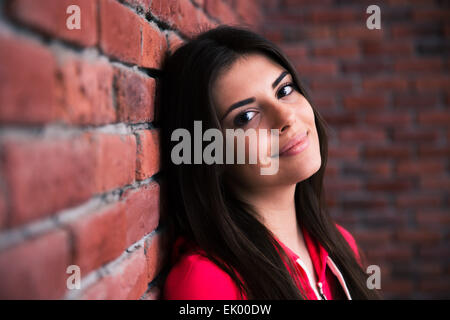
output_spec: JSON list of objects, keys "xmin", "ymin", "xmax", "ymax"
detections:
[{"xmin": 157, "ymin": 25, "xmax": 381, "ymax": 300}]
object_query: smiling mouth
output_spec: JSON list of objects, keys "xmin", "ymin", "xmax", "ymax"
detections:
[{"xmin": 272, "ymin": 130, "xmax": 309, "ymax": 158}]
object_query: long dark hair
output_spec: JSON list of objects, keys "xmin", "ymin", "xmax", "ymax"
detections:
[{"xmin": 157, "ymin": 25, "xmax": 381, "ymax": 299}]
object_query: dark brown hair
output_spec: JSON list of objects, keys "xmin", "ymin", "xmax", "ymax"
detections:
[{"xmin": 157, "ymin": 24, "xmax": 382, "ymax": 299}]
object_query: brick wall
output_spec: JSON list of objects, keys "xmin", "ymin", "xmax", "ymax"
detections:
[
  {"xmin": 0, "ymin": 0, "xmax": 261, "ymax": 299},
  {"xmin": 261, "ymin": 0, "xmax": 449, "ymax": 299},
  {"xmin": 0, "ymin": 0, "xmax": 448, "ymax": 301}
]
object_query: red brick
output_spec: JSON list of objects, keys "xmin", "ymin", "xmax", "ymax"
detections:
[
  {"xmin": 149, "ymin": 0, "xmax": 179, "ymax": 27},
  {"xmin": 141, "ymin": 21, "xmax": 167, "ymax": 69},
  {"xmin": 296, "ymin": 60, "xmax": 337, "ymax": 76},
  {"xmin": 7, "ymin": 0, "xmax": 97, "ymax": 46},
  {"xmin": 364, "ymin": 208, "xmax": 409, "ymax": 227},
  {"xmin": 419, "ymin": 244, "xmax": 450, "ymax": 259},
  {"xmin": 311, "ymin": 95, "xmax": 337, "ymax": 110},
  {"xmin": 396, "ymin": 193, "xmax": 442, "ymax": 208},
  {"xmin": 280, "ymin": 43, "xmax": 308, "ymax": 62},
  {"xmin": 366, "ymin": 179, "xmax": 413, "ymax": 192},
  {"xmin": 419, "ymin": 176, "xmax": 450, "ymax": 190},
  {"xmin": 79, "ymin": 246, "xmax": 148, "ymax": 299},
  {"xmin": 205, "ymin": 0, "xmax": 240, "ymax": 25},
  {"xmin": 158, "ymin": 178, "xmax": 169, "ymax": 224},
  {"xmin": 391, "ymin": 24, "xmax": 441, "ymax": 39},
  {"xmin": 0, "ymin": 31, "xmax": 58, "ymax": 124},
  {"xmin": 341, "ymin": 161, "xmax": 392, "ymax": 178},
  {"xmin": 366, "ymin": 245, "xmax": 413, "ymax": 262},
  {"xmin": 114, "ymin": 67, "xmax": 156, "ymax": 123},
  {"xmin": 309, "ymin": 78, "xmax": 354, "ymax": 92},
  {"xmin": 417, "ymin": 263, "xmax": 444, "ymax": 277},
  {"xmin": 341, "ymin": 195, "xmax": 389, "ymax": 210},
  {"xmin": 341, "ymin": 60, "xmax": 392, "ymax": 74},
  {"xmin": 332, "ymin": 213, "xmax": 358, "ymax": 228},
  {"xmin": 381, "ymin": 279, "xmax": 414, "ymax": 295},
  {"xmin": 396, "ymin": 160, "xmax": 445, "ymax": 176},
  {"xmin": 394, "ymin": 58, "xmax": 443, "ymax": 73},
  {"xmin": 0, "ymin": 184, "xmax": 6, "ymax": 230},
  {"xmin": 336, "ymin": 25, "xmax": 384, "ymax": 40},
  {"xmin": 144, "ymin": 232, "xmax": 165, "ymax": 283},
  {"xmin": 418, "ymin": 111, "xmax": 450, "ymax": 126},
  {"xmin": 310, "ymin": 8, "xmax": 358, "ymax": 23},
  {"xmin": 364, "ymin": 145, "xmax": 412, "ymax": 159},
  {"xmin": 64, "ymin": 202, "xmax": 127, "ymax": 275},
  {"xmin": 324, "ymin": 178, "xmax": 362, "ymax": 192},
  {"xmin": 343, "ymin": 95, "xmax": 388, "ymax": 110},
  {"xmin": 282, "ymin": 0, "xmax": 333, "ymax": 5},
  {"xmin": 352, "ymin": 229, "xmax": 393, "ymax": 245},
  {"xmin": 166, "ymin": 31, "xmax": 185, "ymax": 55},
  {"xmin": 150, "ymin": 0, "xmax": 216, "ymax": 38},
  {"xmin": 416, "ymin": 210, "xmax": 450, "ymax": 225},
  {"xmin": 99, "ymin": 0, "xmax": 139, "ymax": 64},
  {"xmin": 0, "ymin": 229, "xmax": 70, "ymax": 299},
  {"xmin": 393, "ymin": 93, "xmax": 438, "ymax": 109},
  {"xmin": 365, "ymin": 112, "xmax": 412, "ymax": 126},
  {"xmin": 393, "ymin": 128, "xmax": 439, "ymax": 143},
  {"xmin": 395, "ymin": 229, "xmax": 442, "ymax": 244},
  {"xmin": 445, "ymin": 23, "xmax": 450, "ymax": 37},
  {"xmin": 287, "ymin": 26, "xmax": 333, "ymax": 41},
  {"xmin": 386, "ymin": 0, "xmax": 429, "ymax": 4},
  {"xmin": 92, "ymin": 133, "xmax": 137, "ymax": 193},
  {"xmin": 135, "ymin": 129, "xmax": 160, "ymax": 181},
  {"xmin": 182, "ymin": 0, "xmax": 218, "ymax": 37},
  {"xmin": 339, "ymin": 128, "xmax": 386, "ymax": 142},
  {"xmin": 192, "ymin": 0, "xmax": 205, "ymax": 7},
  {"xmin": 234, "ymin": 0, "xmax": 262, "ymax": 27},
  {"xmin": 122, "ymin": 0, "xmax": 152, "ymax": 11},
  {"xmin": 328, "ymin": 145, "xmax": 360, "ymax": 161},
  {"xmin": 322, "ymin": 112, "xmax": 358, "ymax": 126},
  {"xmin": 265, "ymin": 12, "xmax": 306, "ymax": 27},
  {"xmin": 418, "ymin": 145, "xmax": 450, "ymax": 158},
  {"xmin": 56, "ymin": 54, "xmax": 116, "ymax": 125},
  {"xmin": 361, "ymin": 41, "xmax": 413, "ymax": 57},
  {"xmin": 312, "ymin": 43, "xmax": 359, "ymax": 59},
  {"xmin": 418, "ymin": 279, "xmax": 450, "ymax": 295},
  {"xmin": 362, "ymin": 77, "xmax": 409, "ymax": 91},
  {"xmin": 324, "ymin": 162, "xmax": 338, "ymax": 178},
  {"xmin": 412, "ymin": 9, "xmax": 450, "ymax": 22},
  {"xmin": 1, "ymin": 134, "xmax": 96, "ymax": 227},
  {"xmin": 262, "ymin": 29, "xmax": 283, "ymax": 43},
  {"xmin": 122, "ymin": 182, "xmax": 160, "ymax": 248}
]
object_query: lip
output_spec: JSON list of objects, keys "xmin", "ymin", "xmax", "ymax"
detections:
[{"xmin": 276, "ymin": 131, "xmax": 309, "ymax": 157}]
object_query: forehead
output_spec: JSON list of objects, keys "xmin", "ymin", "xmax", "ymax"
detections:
[{"xmin": 212, "ymin": 53, "xmax": 286, "ymax": 112}]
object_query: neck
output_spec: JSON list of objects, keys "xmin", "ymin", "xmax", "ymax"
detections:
[{"xmin": 236, "ymin": 183, "xmax": 302, "ymax": 248}]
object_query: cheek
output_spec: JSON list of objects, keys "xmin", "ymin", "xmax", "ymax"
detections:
[
  {"xmin": 297, "ymin": 97, "xmax": 315, "ymax": 121},
  {"xmin": 222, "ymin": 131, "xmax": 275, "ymax": 185},
  {"xmin": 223, "ymin": 130, "xmax": 272, "ymax": 163}
]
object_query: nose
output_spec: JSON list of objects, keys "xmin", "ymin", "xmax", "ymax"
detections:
[{"xmin": 267, "ymin": 100, "xmax": 297, "ymax": 135}]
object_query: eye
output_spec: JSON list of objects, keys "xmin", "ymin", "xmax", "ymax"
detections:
[
  {"xmin": 277, "ymin": 83, "xmax": 295, "ymax": 99},
  {"xmin": 233, "ymin": 110, "xmax": 257, "ymax": 127}
]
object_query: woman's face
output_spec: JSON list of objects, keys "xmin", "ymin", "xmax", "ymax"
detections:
[{"xmin": 211, "ymin": 53, "xmax": 322, "ymax": 191}]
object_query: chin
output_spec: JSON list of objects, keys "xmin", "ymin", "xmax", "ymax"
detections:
[{"xmin": 287, "ymin": 154, "xmax": 322, "ymax": 183}]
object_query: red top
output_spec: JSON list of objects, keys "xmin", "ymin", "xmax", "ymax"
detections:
[{"xmin": 162, "ymin": 223, "xmax": 360, "ymax": 300}]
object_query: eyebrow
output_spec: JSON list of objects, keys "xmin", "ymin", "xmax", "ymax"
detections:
[{"xmin": 220, "ymin": 70, "xmax": 289, "ymax": 121}]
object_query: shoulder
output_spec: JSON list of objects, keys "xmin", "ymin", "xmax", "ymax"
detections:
[
  {"xmin": 162, "ymin": 252, "xmax": 244, "ymax": 300},
  {"xmin": 335, "ymin": 223, "xmax": 361, "ymax": 264}
]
